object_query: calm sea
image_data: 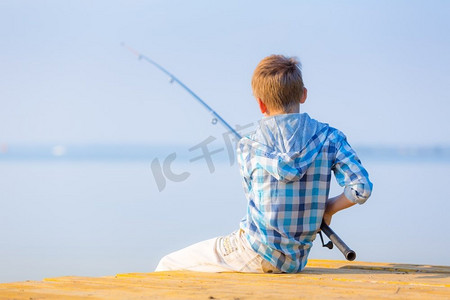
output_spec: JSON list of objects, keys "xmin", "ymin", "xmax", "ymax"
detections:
[{"xmin": 1, "ymin": 146, "xmax": 449, "ymax": 283}]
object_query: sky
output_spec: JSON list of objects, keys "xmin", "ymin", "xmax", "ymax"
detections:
[{"xmin": 0, "ymin": 0, "xmax": 449, "ymax": 147}]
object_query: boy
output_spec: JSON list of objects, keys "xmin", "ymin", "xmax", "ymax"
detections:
[{"xmin": 155, "ymin": 55, "xmax": 372, "ymax": 273}]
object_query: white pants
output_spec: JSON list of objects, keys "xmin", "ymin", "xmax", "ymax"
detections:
[{"xmin": 155, "ymin": 230, "xmax": 280, "ymax": 273}]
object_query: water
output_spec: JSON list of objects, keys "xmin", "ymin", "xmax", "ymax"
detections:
[{"xmin": 1, "ymin": 155, "xmax": 450, "ymax": 283}]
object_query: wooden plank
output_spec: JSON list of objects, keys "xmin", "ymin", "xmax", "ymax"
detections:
[{"xmin": 0, "ymin": 260, "xmax": 449, "ymax": 299}]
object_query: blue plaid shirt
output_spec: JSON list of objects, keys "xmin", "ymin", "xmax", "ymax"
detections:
[{"xmin": 237, "ymin": 113, "xmax": 372, "ymax": 273}]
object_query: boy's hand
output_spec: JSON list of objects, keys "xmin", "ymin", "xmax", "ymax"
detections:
[
  {"xmin": 323, "ymin": 213, "xmax": 332, "ymax": 226},
  {"xmin": 324, "ymin": 193, "xmax": 355, "ymax": 225}
]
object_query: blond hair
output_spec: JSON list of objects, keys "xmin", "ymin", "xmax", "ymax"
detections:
[{"xmin": 251, "ymin": 55, "xmax": 304, "ymax": 112}]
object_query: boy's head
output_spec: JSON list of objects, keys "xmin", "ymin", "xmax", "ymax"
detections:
[{"xmin": 252, "ymin": 55, "xmax": 307, "ymax": 116}]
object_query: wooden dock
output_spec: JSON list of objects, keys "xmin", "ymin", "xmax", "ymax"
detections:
[{"xmin": 0, "ymin": 260, "xmax": 449, "ymax": 299}]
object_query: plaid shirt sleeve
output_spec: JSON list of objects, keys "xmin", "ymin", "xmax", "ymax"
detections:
[{"xmin": 332, "ymin": 134, "xmax": 373, "ymax": 204}]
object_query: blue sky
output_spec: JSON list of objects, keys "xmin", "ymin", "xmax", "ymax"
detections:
[{"xmin": 1, "ymin": 0, "xmax": 449, "ymax": 146}]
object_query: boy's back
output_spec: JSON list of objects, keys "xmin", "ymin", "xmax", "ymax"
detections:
[{"xmin": 238, "ymin": 113, "xmax": 371, "ymax": 273}]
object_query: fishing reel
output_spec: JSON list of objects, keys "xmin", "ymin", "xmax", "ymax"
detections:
[{"xmin": 318, "ymin": 231, "xmax": 333, "ymax": 249}]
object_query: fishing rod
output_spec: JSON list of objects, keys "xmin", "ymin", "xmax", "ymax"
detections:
[
  {"xmin": 122, "ymin": 43, "xmax": 356, "ymax": 261},
  {"xmin": 121, "ymin": 43, "xmax": 240, "ymax": 139}
]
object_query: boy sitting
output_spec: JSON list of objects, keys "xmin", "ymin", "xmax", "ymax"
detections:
[{"xmin": 155, "ymin": 55, "xmax": 372, "ymax": 273}]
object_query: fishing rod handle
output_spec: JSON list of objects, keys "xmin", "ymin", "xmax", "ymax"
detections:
[{"xmin": 320, "ymin": 221, "xmax": 356, "ymax": 261}]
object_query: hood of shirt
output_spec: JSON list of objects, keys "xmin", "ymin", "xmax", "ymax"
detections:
[{"xmin": 241, "ymin": 113, "xmax": 330, "ymax": 182}]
